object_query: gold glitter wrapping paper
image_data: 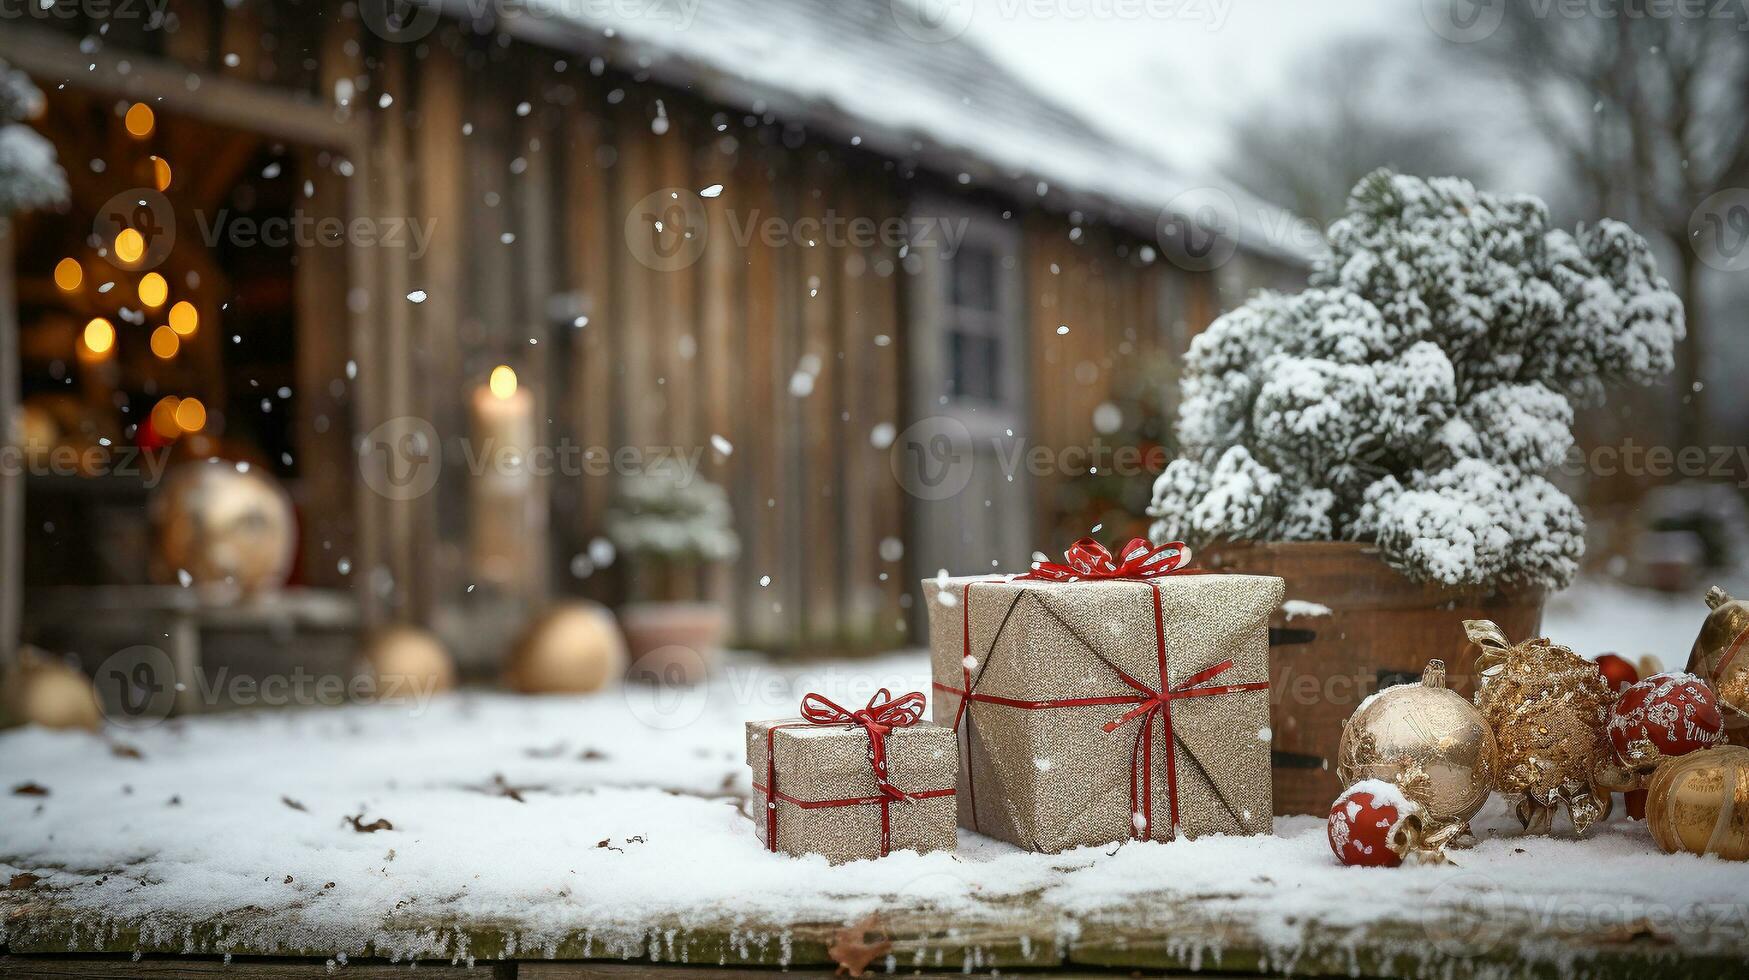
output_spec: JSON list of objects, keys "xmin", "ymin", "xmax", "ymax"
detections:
[
  {"xmin": 744, "ymin": 719, "xmax": 958, "ymax": 863},
  {"xmin": 923, "ymin": 574, "xmax": 1282, "ymax": 852}
]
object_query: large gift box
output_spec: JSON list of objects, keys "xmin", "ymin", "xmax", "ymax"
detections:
[
  {"xmin": 923, "ymin": 539, "xmax": 1282, "ymax": 852},
  {"xmin": 745, "ymin": 690, "xmax": 958, "ymax": 863}
]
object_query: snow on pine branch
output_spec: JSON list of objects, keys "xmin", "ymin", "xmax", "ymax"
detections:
[
  {"xmin": 1148, "ymin": 171, "xmax": 1684, "ymax": 590},
  {"xmin": 0, "ymin": 59, "xmax": 65, "ymax": 215}
]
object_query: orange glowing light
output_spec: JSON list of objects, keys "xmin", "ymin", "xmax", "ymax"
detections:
[
  {"xmin": 150, "ymin": 155, "xmax": 172, "ymax": 191},
  {"xmin": 54, "ymin": 258, "xmax": 83, "ymax": 292},
  {"xmin": 138, "ymin": 272, "xmax": 168, "ymax": 308},
  {"xmin": 488, "ymin": 364, "xmax": 518, "ymax": 399},
  {"xmin": 151, "ymin": 397, "xmax": 182, "ymax": 438},
  {"xmin": 168, "ymin": 301, "xmax": 198, "ymax": 337},
  {"xmin": 81, "ymin": 317, "xmax": 116, "ymax": 356},
  {"xmin": 151, "ymin": 325, "xmax": 180, "ymax": 359},
  {"xmin": 174, "ymin": 397, "xmax": 207, "ymax": 432},
  {"xmin": 114, "ymin": 228, "xmax": 146, "ymax": 265},
  {"xmin": 124, "ymin": 102, "xmax": 155, "ymax": 138}
]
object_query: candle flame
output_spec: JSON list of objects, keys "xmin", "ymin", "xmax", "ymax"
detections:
[{"xmin": 489, "ymin": 365, "xmax": 518, "ymax": 400}]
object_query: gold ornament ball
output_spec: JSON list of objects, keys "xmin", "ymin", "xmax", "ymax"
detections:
[
  {"xmin": 2, "ymin": 649, "xmax": 101, "ymax": 731},
  {"xmin": 1468, "ymin": 619, "xmax": 1615, "ymax": 835},
  {"xmin": 1645, "ymin": 744, "xmax": 1749, "ymax": 861},
  {"xmin": 1337, "ymin": 660, "xmax": 1497, "ymax": 839},
  {"xmin": 1685, "ymin": 587, "xmax": 1749, "ymax": 747},
  {"xmin": 505, "ymin": 602, "xmax": 627, "ymax": 694},
  {"xmin": 152, "ymin": 459, "xmax": 297, "ymax": 595},
  {"xmin": 362, "ymin": 627, "xmax": 456, "ymax": 701}
]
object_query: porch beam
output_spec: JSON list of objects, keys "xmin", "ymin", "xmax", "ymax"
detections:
[{"xmin": 0, "ymin": 26, "xmax": 361, "ymax": 154}]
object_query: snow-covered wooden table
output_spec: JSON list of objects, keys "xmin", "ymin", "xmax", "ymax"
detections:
[{"xmin": 3, "ymin": 651, "xmax": 1747, "ymax": 979}]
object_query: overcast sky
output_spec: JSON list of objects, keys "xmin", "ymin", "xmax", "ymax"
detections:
[{"xmin": 962, "ymin": 0, "xmax": 1414, "ymax": 175}]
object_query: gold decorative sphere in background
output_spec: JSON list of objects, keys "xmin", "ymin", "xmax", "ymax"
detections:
[
  {"xmin": 1686, "ymin": 587, "xmax": 1749, "ymax": 747},
  {"xmin": 2, "ymin": 648, "xmax": 101, "ymax": 731},
  {"xmin": 1645, "ymin": 745, "xmax": 1749, "ymax": 861},
  {"xmin": 1337, "ymin": 659, "xmax": 1497, "ymax": 846},
  {"xmin": 151, "ymin": 459, "xmax": 297, "ymax": 595},
  {"xmin": 361, "ymin": 627, "xmax": 456, "ymax": 701},
  {"xmin": 505, "ymin": 602, "xmax": 627, "ymax": 694}
]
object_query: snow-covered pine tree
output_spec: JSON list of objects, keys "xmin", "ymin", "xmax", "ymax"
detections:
[
  {"xmin": 0, "ymin": 60, "xmax": 66, "ymax": 214},
  {"xmin": 606, "ymin": 462, "xmax": 741, "ymax": 565},
  {"xmin": 1147, "ymin": 171, "xmax": 1684, "ymax": 590}
]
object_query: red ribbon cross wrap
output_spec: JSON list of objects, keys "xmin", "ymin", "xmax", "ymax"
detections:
[
  {"xmin": 933, "ymin": 537, "xmax": 1267, "ymax": 840},
  {"xmin": 753, "ymin": 688, "xmax": 955, "ymax": 857}
]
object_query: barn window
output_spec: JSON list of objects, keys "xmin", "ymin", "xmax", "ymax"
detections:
[{"xmin": 944, "ymin": 242, "xmax": 1006, "ymax": 404}]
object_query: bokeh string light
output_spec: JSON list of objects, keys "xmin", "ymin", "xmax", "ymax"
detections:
[
  {"xmin": 169, "ymin": 301, "xmax": 199, "ymax": 337},
  {"xmin": 53, "ymin": 257, "xmax": 82, "ymax": 292}
]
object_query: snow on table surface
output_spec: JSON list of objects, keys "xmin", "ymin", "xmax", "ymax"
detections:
[{"xmin": 1, "ymin": 587, "xmax": 1746, "ymax": 969}]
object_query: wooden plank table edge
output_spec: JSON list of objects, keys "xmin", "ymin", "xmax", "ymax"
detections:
[{"xmin": 5, "ymin": 897, "xmax": 1743, "ymax": 979}]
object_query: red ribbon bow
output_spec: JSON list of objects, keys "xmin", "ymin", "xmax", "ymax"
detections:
[
  {"xmin": 1020, "ymin": 537, "xmax": 1192, "ymax": 582},
  {"xmin": 797, "ymin": 688, "xmax": 926, "ymax": 802},
  {"xmin": 759, "ymin": 689, "xmax": 950, "ymax": 857}
]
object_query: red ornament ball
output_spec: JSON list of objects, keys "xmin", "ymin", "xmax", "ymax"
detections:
[
  {"xmin": 1593, "ymin": 653, "xmax": 1639, "ymax": 694},
  {"xmin": 1609, "ymin": 672, "xmax": 1723, "ymax": 763},
  {"xmin": 1328, "ymin": 781, "xmax": 1420, "ymax": 868}
]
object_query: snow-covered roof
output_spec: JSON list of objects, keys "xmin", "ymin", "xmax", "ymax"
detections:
[{"xmin": 485, "ymin": 0, "xmax": 1315, "ymax": 265}]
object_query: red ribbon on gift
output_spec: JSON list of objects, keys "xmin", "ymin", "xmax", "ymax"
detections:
[
  {"xmin": 1019, "ymin": 536, "xmax": 1193, "ymax": 582},
  {"xmin": 754, "ymin": 688, "xmax": 954, "ymax": 857},
  {"xmin": 934, "ymin": 538, "xmax": 1265, "ymax": 841}
]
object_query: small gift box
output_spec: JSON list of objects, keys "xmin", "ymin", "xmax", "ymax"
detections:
[
  {"xmin": 924, "ymin": 538, "xmax": 1282, "ymax": 853},
  {"xmin": 746, "ymin": 690, "xmax": 958, "ymax": 862}
]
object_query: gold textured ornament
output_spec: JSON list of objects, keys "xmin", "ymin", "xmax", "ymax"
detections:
[
  {"xmin": 1468, "ymin": 619, "xmax": 1614, "ymax": 836},
  {"xmin": 505, "ymin": 602, "xmax": 627, "ymax": 694},
  {"xmin": 362, "ymin": 627, "xmax": 456, "ymax": 701},
  {"xmin": 1684, "ymin": 587, "xmax": 1749, "ymax": 748},
  {"xmin": 1337, "ymin": 660, "xmax": 1497, "ymax": 850},
  {"xmin": 151, "ymin": 459, "xmax": 296, "ymax": 595},
  {"xmin": 1, "ymin": 648, "xmax": 101, "ymax": 731},
  {"xmin": 1644, "ymin": 744, "xmax": 1749, "ymax": 861}
]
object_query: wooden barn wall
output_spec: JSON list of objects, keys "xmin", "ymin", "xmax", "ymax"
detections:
[
  {"xmin": 1024, "ymin": 216, "xmax": 1212, "ymax": 545},
  {"xmin": 364, "ymin": 29, "xmax": 911, "ymax": 657},
  {"xmin": 18, "ymin": 0, "xmax": 1246, "ymax": 656}
]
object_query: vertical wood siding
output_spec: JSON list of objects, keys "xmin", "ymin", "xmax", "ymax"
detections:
[{"xmin": 28, "ymin": 3, "xmax": 1234, "ymax": 657}]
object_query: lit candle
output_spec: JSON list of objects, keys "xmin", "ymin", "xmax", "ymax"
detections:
[{"xmin": 470, "ymin": 365, "xmax": 535, "ymax": 588}]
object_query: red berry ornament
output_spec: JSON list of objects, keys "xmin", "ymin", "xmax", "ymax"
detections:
[
  {"xmin": 1609, "ymin": 672, "xmax": 1723, "ymax": 766},
  {"xmin": 1593, "ymin": 653, "xmax": 1639, "ymax": 694},
  {"xmin": 1328, "ymin": 781, "xmax": 1421, "ymax": 868}
]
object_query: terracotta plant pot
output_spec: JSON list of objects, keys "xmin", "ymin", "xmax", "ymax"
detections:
[
  {"xmin": 618, "ymin": 601, "xmax": 727, "ymax": 686},
  {"xmin": 1201, "ymin": 541, "xmax": 1545, "ymax": 817}
]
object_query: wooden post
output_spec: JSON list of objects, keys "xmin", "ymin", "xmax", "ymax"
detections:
[{"xmin": 0, "ymin": 217, "xmax": 19, "ymax": 667}]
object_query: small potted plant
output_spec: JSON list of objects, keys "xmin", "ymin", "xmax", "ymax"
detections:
[
  {"xmin": 1148, "ymin": 170, "xmax": 1685, "ymax": 814},
  {"xmin": 607, "ymin": 463, "xmax": 740, "ymax": 685}
]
